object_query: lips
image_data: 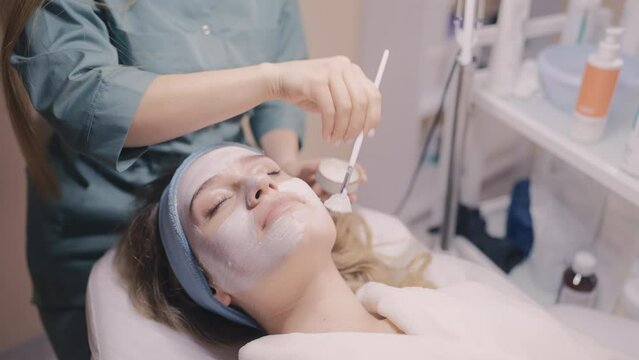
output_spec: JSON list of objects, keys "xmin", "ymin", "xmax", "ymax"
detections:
[{"xmin": 263, "ymin": 194, "xmax": 303, "ymax": 230}]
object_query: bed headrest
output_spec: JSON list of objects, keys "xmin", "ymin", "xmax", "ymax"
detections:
[{"xmin": 86, "ymin": 249, "xmax": 240, "ymax": 360}]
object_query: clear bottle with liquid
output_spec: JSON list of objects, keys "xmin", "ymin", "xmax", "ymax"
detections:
[{"xmin": 557, "ymin": 251, "xmax": 598, "ymax": 307}]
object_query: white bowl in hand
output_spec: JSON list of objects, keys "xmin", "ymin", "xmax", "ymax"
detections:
[{"xmin": 316, "ymin": 158, "xmax": 359, "ymax": 195}]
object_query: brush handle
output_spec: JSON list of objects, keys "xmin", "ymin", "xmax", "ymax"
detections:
[
  {"xmin": 373, "ymin": 49, "xmax": 390, "ymax": 89},
  {"xmin": 339, "ymin": 165, "xmax": 355, "ymax": 194},
  {"xmin": 341, "ymin": 137, "xmax": 361, "ymax": 195},
  {"xmin": 347, "ymin": 49, "xmax": 389, "ymax": 169},
  {"xmin": 340, "ymin": 49, "xmax": 390, "ymax": 193},
  {"xmin": 339, "ymin": 49, "xmax": 389, "ymax": 194}
]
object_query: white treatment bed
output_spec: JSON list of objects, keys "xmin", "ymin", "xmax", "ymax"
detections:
[{"xmin": 86, "ymin": 208, "xmax": 639, "ymax": 359}]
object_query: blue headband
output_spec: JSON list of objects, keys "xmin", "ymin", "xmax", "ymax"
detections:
[{"xmin": 157, "ymin": 143, "xmax": 262, "ymax": 329}]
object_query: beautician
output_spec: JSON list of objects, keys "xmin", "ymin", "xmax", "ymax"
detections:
[{"xmin": 1, "ymin": 1, "xmax": 381, "ymax": 358}]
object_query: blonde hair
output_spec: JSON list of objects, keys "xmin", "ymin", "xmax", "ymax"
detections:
[
  {"xmin": 116, "ymin": 174, "xmax": 434, "ymax": 347},
  {"xmin": 331, "ymin": 212, "xmax": 435, "ymax": 292}
]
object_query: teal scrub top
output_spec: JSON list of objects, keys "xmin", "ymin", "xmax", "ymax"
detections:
[{"xmin": 11, "ymin": 0, "xmax": 307, "ymax": 308}]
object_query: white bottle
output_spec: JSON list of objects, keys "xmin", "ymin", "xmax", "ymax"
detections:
[
  {"xmin": 615, "ymin": 260, "xmax": 639, "ymax": 320},
  {"xmin": 570, "ymin": 28, "xmax": 624, "ymax": 143},
  {"xmin": 561, "ymin": 0, "xmax": 601, "ymax": 45},
  {"xmin": 616, "ymin": 278, "xmax": 639, "ymax": 320},
  {"xmin": 488, "ymin": 0, "xmax": 530, "ymax": 96},
  {"xmin": 621, "ymin": 0, "xmax": 639, "ymax": 55},
  {"xmin": 622, "ymin": 107, "xmax": 639, "ymax": 178}
]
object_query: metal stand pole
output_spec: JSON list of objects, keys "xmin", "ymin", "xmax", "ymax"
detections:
[
  {"xmin": 440, "ymin": 0, "xmax": 479, "ymax": 250},
  {"xmin": 441, "ymin": 62, "xmax": 474, "ymax": 250}
]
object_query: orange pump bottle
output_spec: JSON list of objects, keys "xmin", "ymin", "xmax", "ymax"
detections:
[{"xmin": 571, "ymin": 28, "xmax": 624, "ymax": 143}]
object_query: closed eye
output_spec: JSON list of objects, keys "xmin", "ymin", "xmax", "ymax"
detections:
[
  {"xmin": 268, "ymin": 170, "xmax": 281, "ymax": 176},
  {"xmin": 207, "ymin": 195, "xmax": 231, "ymax": 219}
]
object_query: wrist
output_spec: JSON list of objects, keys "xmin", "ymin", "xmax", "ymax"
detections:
[
  {"xmin": 260, "ymin": 129, "xmax": 300, "ymax": 165},
  {"xmin": 279, "ymin": 157, "xmax": 303, "ymax": 178},
  {"xmin": 258, "ymin": 62, "xmax": 280, "ymax": 101},
  {"xmin": 270, "ymin": 151, "xmax": 299, "ymax": 170}
]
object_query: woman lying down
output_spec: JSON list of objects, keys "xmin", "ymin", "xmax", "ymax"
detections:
[{"xmin": 116, "ymin": 143, "xmax": 626, "ymax": 360}]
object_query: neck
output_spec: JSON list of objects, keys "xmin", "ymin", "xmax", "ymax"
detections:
[{"xmin": 253, "ymin": 262, "xmax": 394, "ymax": 334}]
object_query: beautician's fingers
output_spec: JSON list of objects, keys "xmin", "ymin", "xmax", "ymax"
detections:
[
  {"xmin": 352, "ymin": 64, "xmax": 381, "ymax": 137},
  {"xmin": 280, "ymin": 159, "xmax": 319, "ymax": 186},
  {"xmin": 355, "ymin": 163, "xmax": 368, "ymax": 183},
  {"xmin": 272, "ymin": 56, "xmax": 379, "ymax": 144},
  {"xmin": 347, "ymin": 192, "xmax": 358, "ymax": 204},
  {"xmin": 297, "ymin": 159, "xmax": 319, "ymax": 184},
  {"xmin": 342, "ymin": 64, "xmax": 368, "ymax": 142},
  {"xmin": 329, "ymin": 71, "xmax": 352, "ymax": 143},
  {"xmin": 313, "ymin": 85, "xmax": 336, "ymax": 142},
  {"xmin": 311, "ymin": 183, "xmax": 330, "ymax": 201}
]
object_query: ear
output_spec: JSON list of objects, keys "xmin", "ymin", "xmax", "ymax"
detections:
[{"xmin": 212, "ymin": 287, "xmax": 232, "ymax": 306}]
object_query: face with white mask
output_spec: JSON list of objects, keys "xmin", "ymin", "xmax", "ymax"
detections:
[{"xmin": 177, "ymin": 145, "xmax": 336, "ymax": 303}]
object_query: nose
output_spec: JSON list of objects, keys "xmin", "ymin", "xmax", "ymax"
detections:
[{"xmin": 244, "ymin": 174, "xmax": 277, "ymax": 209}]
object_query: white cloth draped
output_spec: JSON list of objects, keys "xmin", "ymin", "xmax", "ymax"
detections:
[{"xmin": 239, "ymin": 281, "xmax": 628, "ymax": 360}]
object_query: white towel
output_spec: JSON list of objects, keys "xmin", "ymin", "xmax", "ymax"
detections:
[{"xmin": 239, "ymin": 281, "xmax": 629, "ymax": 360}]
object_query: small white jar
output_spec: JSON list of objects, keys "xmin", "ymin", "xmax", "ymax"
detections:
[{"xmin": 316, "ymin": 158, "xmax": 359, "ymax": 195}]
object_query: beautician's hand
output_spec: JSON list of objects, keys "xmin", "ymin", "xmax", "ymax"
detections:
[
  {"xmin": 269, "ymin": 56, "xmax": 381, "ymax": 144},
  {"xmin": 281, "ymin": 158, "xmax": 368, "ymax": 203}
]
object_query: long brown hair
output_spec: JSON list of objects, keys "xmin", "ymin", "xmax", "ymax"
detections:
[
  {"xmin": 1, "ymin": 0, "xmax": 58, "ymax": 197},
  {"xmin": 116, "ymin": 173, "xmax": 434, "ymax": 347}
]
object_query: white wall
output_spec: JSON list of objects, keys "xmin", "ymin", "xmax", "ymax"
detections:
[{"xmin": 357, "ymin": 0, "xmax": 452, "ymax": 213}]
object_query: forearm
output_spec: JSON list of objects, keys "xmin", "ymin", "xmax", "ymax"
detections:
[
  {"xmin": 125, "ymin": 63, "xmax": 277, "ymax": 147},
  {"xmin": 260, "ymin": 129, "xmax": 300, "ymax": 166}
]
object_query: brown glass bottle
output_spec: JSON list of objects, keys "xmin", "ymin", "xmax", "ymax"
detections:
[{"xmin": 556, "ymin": 251, "xmax": 598, "ymax": 307}]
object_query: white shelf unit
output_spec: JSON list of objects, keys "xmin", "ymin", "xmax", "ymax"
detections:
[
  {"xmin": 467, "ymin": 71, "xmax": 639, "ymax": 312},
  {"xmin": 473, "ymin": 71, "xmax": 639, "ymax": 208}
]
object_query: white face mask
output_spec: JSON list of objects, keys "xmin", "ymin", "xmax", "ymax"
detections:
[
  {"xmin": 199, "ymin": 177, "xmax": 322, "ymax": 293},
  {"xmin": 177, "ymin": 147, "xmax": 324, "ymax": 294}
]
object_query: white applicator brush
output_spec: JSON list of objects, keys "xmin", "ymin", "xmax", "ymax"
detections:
[{"xmin": 324, "ymin": 49, "xmax": 389, "ymax": 213}]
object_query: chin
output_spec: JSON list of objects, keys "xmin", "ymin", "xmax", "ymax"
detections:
[
  {"xmin": 303, "ymin": 208, "xmax": 337, "ymax": 249},
  {"xmin": 267, "ymin": 201, "xmax": 335, "ymax": 258}
]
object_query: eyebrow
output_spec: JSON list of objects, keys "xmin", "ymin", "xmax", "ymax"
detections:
[{"xmin": 188, "ymin": 154, "xmax": 268, "ymax": 215}]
